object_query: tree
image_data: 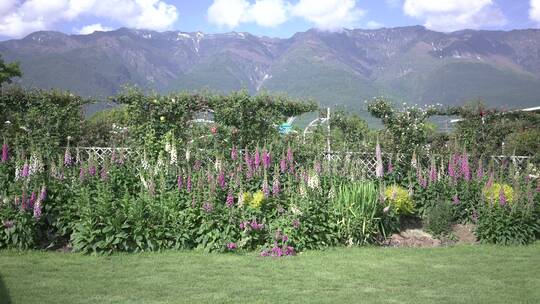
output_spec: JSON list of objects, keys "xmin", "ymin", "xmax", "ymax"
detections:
[{"xmin": 0, "ymin": 54, "xmax": 22, "ymax": 85}]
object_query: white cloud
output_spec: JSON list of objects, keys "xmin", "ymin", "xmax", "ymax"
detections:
[
  {"xmin": 291, "ymin": 0, "xmax": 364, "ymax": 30},
  {"xmin": 0, "ymin": 0, "xmax": 179, "ymax": 38},
  {"xmin": 208, "ymin": 0, "xmax": 288, "ymax": 28},
  {"xmin": 207, "ymin": 0, "xmax": 364, "ymax": 31},
  {"xmin": 530, "ymin": 0, "xmax": 540, "ymax": 23},
  {"xmin": 366, "ymin": 21, "xmax": 383, "ymax": 29},
  {"xmin": 403, "ymin": 0, "xmax": 506, "ymax": 31},
  {"xmin": 77, "ymin": 23, "xmax": 112, "ymax": 35}
]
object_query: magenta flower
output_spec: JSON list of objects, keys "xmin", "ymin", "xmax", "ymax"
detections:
[
  {"xmin": 193, "ymin": 160, "xmax": 202, "ymax": 171},
  {"xmin": 280, "ymin": 157, "xmax": 287, "ymax": 173},
  {"xmin": 226, "ymin": 192, "xmax": 234, "ymax": 208},
  {"xmin": 202, "ymin": 201, "xmax": 214, "ymax": 213},
  {"xmin": 100, "ymin": 167, "xmax": 108, "ymax": 181},
  {"xmin": 33, "ymin": 200, "xmax": 42, "ymax": 220},
  {"xmin": 1, "ymin": 143, "xmax": 8, "ymax": 162},
  {"xmin": 461, "ymin": 153, "xmax": 470, "ymax": 181},
  {"xmin": 417, "ymin": 169, "xmax": 427, "ymax": 188},
  {"xmin": 186, "ymin": 175, "xmax": 192, "ymax": 193},
  {"xmin": 476, "ymin": 160, "xmax": 484, "ymax": 180},
  {"xmin": 262, "ymin": 180, "xmax": 270, "ymax": 197},
  {"xmin": 286, "ymin": 147, "xmax": 293, "ymax": 163},
  {"xmin": 79, "ymin": 167, "xmax": 85, "ymax": 181},
  {"xmin": 88, "ymin": 166, "xmax": 97, "ymax": 176},
  {"xmin": 387, "ymin": 159, "xmax": 394, "ymax": 174},
  {"xmin": 218, "ymin": 170, "xmax": 226, "ymax": 189},
  {"xmin": 2, "ymin": 220, "xmax": 14, "ymax": 229},
  {"xmin": 499, "ymin": 187, "xmax": 507, "ymax": 206},
  {"xmin": 314, "ymin": 162, "xmax": 321, "ymax": 174},
  {"xmin": 262, "ymin": 150, "xmax": 271, "ymax": 169},
  {"xmin": 231, "ymin": 146, "xmax": 238, "ymax": 161},
  {"xmin": 452, "ymin": 194, "xmax": 460, "ymax": 205},
  {"xmin": 486, "ymin": 171, "xmax": 494, "ymax": 188},
  {"xmin": 227, "ymin": 242, "xmax": 237, "ymax": 250},
  {"xmin": 244, "ymin": 149, "xmax": 253, "ymax": 171},
  {"xmin": 254, "ymin": 148, "xmax": 261, "ymax": 170},
  {"xmin": 177, "ymin": 175, "xmax": 183, "ymax": 191},
  {"xmin": 239, "ymin": 222, "xmax": 245, "ymax": 230},
  {"xmin": 39, "ymin": 186, "xmax": 47, "ymax": 201},
  {"xmin": 64, "ymin": 148, "xmax": 73, "ymax": 166},
  {"xmin": 21, "ymin": 163, "xmax": 29, "ymax": 178},
  {"xmin": 272, "ymin": 178, "xmax": 280, "ymax": 197},
  {"xmin": 448, "ymin": 155, "xmax": 456, "ymax": 179},
  {"xmin": 429, "ymin": 161, "xmax": 437, "ymax": 184},
  {"xmin": 250, "ymin": 219, "xmax": 264, "ymax": 230},
  {"xmin": 292, "ymin": 219, "xmax": 300, "ymax": 229}
]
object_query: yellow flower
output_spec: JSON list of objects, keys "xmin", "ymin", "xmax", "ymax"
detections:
[
  {"xmin": 249, "ymin": 190, "xmax": 265, "ymax": 209},
  {"xmin": 384, "ymin": 185, "xmax": 414, "ymax": 215},
  {"xmin": 160, "ymin": 116, "xmax": 166, "ymax": 122},
  {"xmin": 484, "ymin": 183, "xmax": 514, "ymax": 205}
]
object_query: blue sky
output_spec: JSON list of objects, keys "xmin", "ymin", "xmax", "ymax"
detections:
[{"xmin": 0, "ymin": 0, "xmax": 538, "ymax": 40}]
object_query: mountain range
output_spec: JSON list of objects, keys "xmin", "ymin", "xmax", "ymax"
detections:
[{"xmin": 2, "ymin": 26, "xmax": 540, "ymax": 112}]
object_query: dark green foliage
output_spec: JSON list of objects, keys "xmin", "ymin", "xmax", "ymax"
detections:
[
  {"xmin": 475, "ymin": 204, "xmax": 540, "ymax": 245},
  {"xmin": 0, "ymin": 54, "xmax": 22, "ymax": 85},
  {"xmin": 424, "ymin": 202, "xmax": 454, "ymax": 236}
]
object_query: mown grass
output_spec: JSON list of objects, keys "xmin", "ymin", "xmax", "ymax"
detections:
[{"xmin": 1, "ymin": 244, "xmax": 539, "ymax": 304}]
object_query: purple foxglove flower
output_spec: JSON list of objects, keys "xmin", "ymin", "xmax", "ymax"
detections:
[
  {"xmin": 79, "ymin": 167, "xmax": 85, "ymax": 181},
  {"xmin": 177, "ymin": 175, "xmax": 183, "ymax": 191},
  {"xmin": 100, "ymin": 167, "xmax": 108, "ymax": 181},
  {"xmin": 417, "ymin": 169, "xmax": 427, "ymax": 188},
  {"xmin": 499, "ymin": 188, "xmax": 507, "ymax": 206},
  {"xmin": 314, "ymin": 161, "xmax": 321, "ymax": 174},
  {"xmin": 476, "ymin": 160, "xmax": 484, "ymax": 180},
  {"xmin": 280, "ymin": 157, "xmax": 287, "ymax": 173},
  {"xmin": 2, "ymin": 220, "xmax": 14, "ymax": 229},
  {"xmin": 218, "ymin": 170, "xmax": 226, "ymax": 189},
  {"xmin": 272, "ymin": 178, "xmax": 280, "ymax": 197},
  {"xmin": 239, "ymin": 222, "xmax": 245, "ymax": 230},
  {"xmin": 21, "ymin": 163, "xmax": 29, "ymax": 178},
  {"xmin": 39, "ymin": 186, "xmax": 47, "ymax": 201},
  {"xmin": 33, "ymin": 200, "xmax": 42, "ymax": 220},
  {"xmin": 486, "ymin": 171, "xmax": 494, "ymax": 188},
  {"xmin": 448, "ymin": 155, "xmax": 456, "ymax": 178},
  {"xmin": 387, "ymin": 159, "xmax": 394, "ymax": 174},
  {"xmin": 461, "ymin": 153, "xmax": 470, "ymax": 181},
  {"xmin": 429, "ymin": 162, "xmax": 437, "ymax": 184},
  {"xmin": 452, "ymin": 194, "xmax": 460, "ymax": 205},
  {"xmin": 227, "ymin": 242, "xmax": 237, "ymax": 250},
  {"xmin": 64, "ymin": 148, "xmax": 73, "ymax": 166},
  {"xmin": 1, "ymin": 143, "xmax": 8, "ymax": 162},
  {"xmin": 186, "ymin": 175, "xmax": 192, "ymax": 193},
  {"xmin": 226, "ymin": 193, "xmax": 234, "ymax": 208},
  {"xmin": 29, "ymin": 191, "xmax": 37, "ymax": 208},
  {"xmin": 254, "ymin": 148, "xmax": 261, "ymax": 170},
  {"xmin": 375, "ymin": 141, "xmax": 383, "ymax": 178},
  {"xmin": 262, "ymin": 150, "xmax": 271, "ymax": 169},
  {"xmin": 193, "ymin": 160, "xmax": 201, "ymax": 171},
  {"xmin": 260, "ymin": 250, "xmax": 269, "ymax": 257},
  {"xmin": 285, "ymin": 246, "xmax": 295, "ymax": 256},
  {"xmin": 88, "ymin": 166, "xmax": 97, "ymax": 176},
  {"xmin": 292, "ymin": 219, "xmax": 300, "ymax": 229},
  {"xmin": 202, "ymin": 201, "xmax": 214, "ymax": 213},
  {"xmin": 262, "ymin": 180, "xmax": 269, "ymax": 197},
  {"xmin": 21, "ymin": 193, "xmax": 27, "ymax": 211},
  {"xmin": 286, "ymin": 147, "xmax": 293, "ymax": 163},
  {"xmin": 231, "ymin": 146, "xmax": 238, "ymax": 161},
  {"xmin": 282, "ymin": 235, "xmax": 289, "ymax": 242}
]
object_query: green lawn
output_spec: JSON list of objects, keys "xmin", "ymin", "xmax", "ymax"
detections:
[{"xmin": 1, "ymin": 244, "xmax": 539, "ymax": 304}]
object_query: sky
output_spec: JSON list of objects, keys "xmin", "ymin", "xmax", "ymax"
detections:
[{"xmin": 0, "ymin": 0, "xmax": 538, "ymax": 40}]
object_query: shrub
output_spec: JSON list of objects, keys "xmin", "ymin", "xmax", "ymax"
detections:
[
  {"xmin": 475, "ymin": 205, "xmax": 539, "ymax": 245},
  {"xmin": 424, "ymin": 202, "xmax": 454, "ymax": 236},
  {"xmin": 384, "ymin": 185, "xmax": 414, "ymax": 215},
  {"xmin": 484, "ymin": 183, "xmax": 514, "ymax": 205}
]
